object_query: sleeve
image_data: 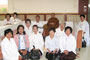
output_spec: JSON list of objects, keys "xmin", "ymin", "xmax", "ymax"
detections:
[
  {"xmin": 3, "ymin": 20, "xmax": 6, "ymax": 25},
  {"xmin": 12, "ymin": 39, "xmax": 20, "ymax": 56},
  {"xmin": 45, "ymin": 37, "xmax": 49, "ymax": 49},
  {"xmin": 59, "ymin": 37, "xmax": 65, "ymax": 53},
  {"xmin": 39, "ymin": 35, "xmax": 44, "ymax": 49},
  {"xmin": 1, "ymin": 43, "xmax": 18, "ymax": 60},
  {"xmin": 55, "ymin": 37, "xmax": 59, "ymax": 50},
  {"xmin": 25, "ymin": 35, "xmax": 30, "ymax": 50},
  {"xmin": 70, "ymin": 37, "xmax": 76, "ymax": 54},
  {"xmin": 29, "ymin": 36, "xmax": 34, "ymax": 51}
]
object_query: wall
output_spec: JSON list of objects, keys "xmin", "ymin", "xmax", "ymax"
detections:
[{"xmin": 8, "ymin": 0, "xmax": 79, "ymax": 13}]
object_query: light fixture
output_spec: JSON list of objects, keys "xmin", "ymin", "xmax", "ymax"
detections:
[{"xmin": 88, "ymin": 4, "xmax": 90, "ymax": 7}]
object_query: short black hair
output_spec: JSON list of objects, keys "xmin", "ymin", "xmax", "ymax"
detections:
[
  {"xmin": 65, "ymin": 26, "xmax": 72, "ymax": 33},
  {"xmin": 13, "ymin": 12, "xmax": 18, "ymax": 16},
  {"xmin": 16, "ymin": 25, "xmax": 26, "ymax": 35},
  {"xmin": 25, "ymin": 19, "xmax": 31, "ymax": 24},
  {"xmin": 49, "ymin": 27, "xmax": 56, "ymax": 33},
  {"xmin": 33, "ymin": 25, "xmax": 38, "ymax": 29},
  {"xmin": 36, "ymin": 15, "xmax": 40, "ymax": 18},
  {"xmin": 80, "ymin": 14, "xmax": 85, "ymax": 18},
  {"xmin": 5, "ymin": 13, "xmax": 11, "ymax": 18},
  {"xmin": 4, "ymin": 29, "xmax": 13, "ymax": 36}
]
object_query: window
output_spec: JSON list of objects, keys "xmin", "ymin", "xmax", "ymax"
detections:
[{"xmin": 0, "ymin": 0, "xmax": 8, "ymax": 13}]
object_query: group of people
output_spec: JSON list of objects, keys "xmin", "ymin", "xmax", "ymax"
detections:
[{"xmin": 0, "ymin": 13, "xmax": 89, "ymax": 60}]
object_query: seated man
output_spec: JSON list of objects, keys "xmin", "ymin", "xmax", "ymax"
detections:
[
  {"xmin": 3, "ymin": 13, "xmax": 14, "ymax": 25},
  {"xmin": 11, "ymin": 12, "xmax": 22, "ymax": 22},
  {"xmin": 1, "ymin": 29, "xmax": 22, "ymax": 60},
  {"xmin": 59, "ymin": 26, "xmax": 76, "ymax": 60},
  {"xmin": 55, "ymin": 22, "xmax": 65, "ymax": 38},
  {"xmin": 32, "ymin": 15, "xmax": 43, "ymax": 33},
  {"xmin": 29, "ymin": 25, "xmax": 44, "ymax": 58},
  {"xmin": 24, "ymin": 19, "xmax": 32, "ymax": 38}
]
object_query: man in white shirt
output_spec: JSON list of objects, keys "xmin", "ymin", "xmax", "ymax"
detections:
[
  {"xmin": 1, "ymin": 29, "xmax": 22, "ymax": 60},
  {"xmin": 55, "ymin": 22, "xmax": 65, "ymax": 38},
  {"xmin": 32, "ymin": 15, "xmax": 43, "ymax": 33},
  {"xmin": 78, "ymin": 14, "xmax": 89, "ymax": 45},
  {"xmin": 3, "ymin": 13, "xmax": 14, "ymax": 25},
  {"xmin": 29, "ymin": 25, "xmax": 44, "ymax": 55},
  {"xmin": 24, "ymin": 19, "xmax": 32, "ymax": 38}
]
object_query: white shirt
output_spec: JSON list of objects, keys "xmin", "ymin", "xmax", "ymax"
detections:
[
  {"xmin": 45, "ymin": 36, "xmax": 59, "ymax": 52},
  {"xmin": 19, "ymin": 35, "xmax": 26, "ymax": 49},
  {"xmin": 24, "ymin": 25, "xmax": 32, "ymax": 38},
  {"xmin": 10, "ymin": 17, "xmax": 21, "ymax": 22},
  {"xmin": 1, "ymin": 37, "xmax": 20, "ymax": 60},
  {"xmin": 29, "ymin": 32, "xmax": 44, "ymax": 54},
  {"xmin": 59, "ymin": 34, "xmax": 76, "ymax": 54},
  {"xmin": 78, "ymin": 20, "xmax": 89, "ymax": 45},
  {"xmin": 32, "ymin": 21, "xmax": 44, "ymax": 33},
  {"xmin": 55, "ymin": 27, "xmax": 65, "ymax": 38},
  {"xmin": 3, "ymin": 19, "xmax": 14, "ymax": 25}
]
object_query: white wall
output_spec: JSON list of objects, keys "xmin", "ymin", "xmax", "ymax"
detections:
[{"xmin": 8, "ymin": 0, "xmax": 79, "ymax": 13}]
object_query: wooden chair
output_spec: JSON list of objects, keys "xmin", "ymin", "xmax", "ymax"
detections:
[{"xmin": 77, "ymin": 30, "xmax": 83, "ymax": 51}]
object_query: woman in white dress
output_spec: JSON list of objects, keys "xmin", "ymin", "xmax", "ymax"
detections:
[
  {"xmin": 59, "ymin": 26, "xmax": 76, "ymax": 60},
  {"xmin": 45, "ymin": 28, "xmax": 59, "ymax": 60},
  {"xmin": 1, "ymin": 29, "xmax": 22, "ymax": 60}
]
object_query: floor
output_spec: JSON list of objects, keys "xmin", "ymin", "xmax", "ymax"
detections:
[{"xmin": 40, "ymin": 46, "xmax": 90, "ymax": 60}]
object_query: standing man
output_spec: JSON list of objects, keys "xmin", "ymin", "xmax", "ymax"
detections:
[{"xmin": 78, "ymin": 14, "xmax": 89, "ymax": 45}]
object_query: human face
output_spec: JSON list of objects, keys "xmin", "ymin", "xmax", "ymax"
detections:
[
  {"xmin": 51, "ymin": 14, "xmax": 55, "ymax": 18},
  {"xmin": 36, "ymin": 17, "xmax": 40, "ymax": 22},
  {"xmin": 6, "ymin": 15, "xmax": 10, "ymax": 21},
  {"xmin": 26, "ymin": 21, "xmax": 31, "ymax": 28},
  {"xmin": 65, "ymin": 29, "xmax": 71, "ymax": 36},
  {"xmin": 80, "ymin": 16, "xmax": 85, "ymax": 22},
  {"xmin": 33, "ymin": 27, "xmax": 38, "ymax": 34},
  {"xmin": 60, "ymin": 23, "xmax": 65, "ymax": 31},
  {"xmin": 13, "ymin": 14, "xmax": 17, "ymax": 19},
  {"xmin": 18, "ymin": 27, "xmax": 24, "ymax": 34},
  {"xmin": 6, "ymin": 32, "xmax": 13, "ymax": 40},
  {"xmin": 49, "ymin": 30, "xmax": 55, "ymax": 37}
]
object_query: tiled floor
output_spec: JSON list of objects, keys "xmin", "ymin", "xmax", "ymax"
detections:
[{"xmin": 40, "ymin": 46, "xmax": 90, "ymax": 60}]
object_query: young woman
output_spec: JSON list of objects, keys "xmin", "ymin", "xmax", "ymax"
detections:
[
  {"xmin": 14, "ymin": 25, "xmax": 30, "ymax": 60},
  {"xmin": 1, "ymin": 29, "xmax": 22, "ymax": 60},
  {"xmin": 59, "ymin": 26, "xmax": 76, "ymax": 60}
]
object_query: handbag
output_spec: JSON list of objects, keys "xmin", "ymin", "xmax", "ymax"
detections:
[
  {"xmin": 30, "ymin": 49, "xmax": 40, "ymax": 60},
  {"xmin": 82, "ymin": 37, "xmax": 86, "ymax": 48}
]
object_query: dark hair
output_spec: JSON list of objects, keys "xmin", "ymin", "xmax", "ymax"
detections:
[
  {"xmin": 5, "ymin": 13, "xmax": 11, "ymax": 18},
  {"xmin": 36, "ymin": 15, "xmax": 40, "ymax": 18},
  {"xmin": 25, "ymin": 19, "xmax": 31, "ymax": 24},
  {"xmin": 13, "ymin": 12, "xmax": 18, "ymax": 16},
  {"xmin": 80, "ymin": 14, "xmax": 85, "ymax": 18},
  {"xmin": 33, "ymin": 25, "xmax": 38, "ymax": 29},
  {"xmin": 49, "ymin": 27, "xmax": 56, "ymax": 33},
  {"xmin": 51, "ymin": 13, "xmax": 55, "ymax": 15},
  {"xmin": 4, "ymin": 29, "xmax": 13, "ymax": 36},
  {"xmin": 65, "ymin": 26, "xmax": 72, "ymax": 33},
  {"xmin": 16, "ymin": 25, "xmax": 26, "ymax": 35}
]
